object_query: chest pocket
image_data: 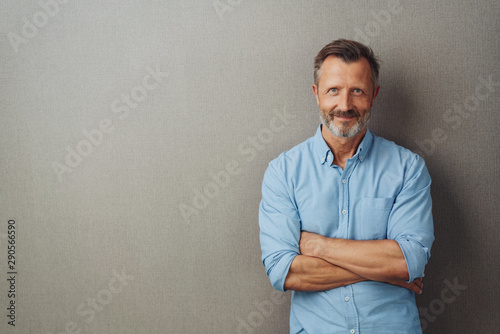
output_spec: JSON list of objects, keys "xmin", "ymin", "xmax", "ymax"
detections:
[{"xmin": 360, "ymin": 197, "xmax": 394, "ymax": 240}]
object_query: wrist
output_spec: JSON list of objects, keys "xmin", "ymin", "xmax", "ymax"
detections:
[
  {"xmin": 299, "ymin": 232, "xmax": 330, "ymax": 258},
  {"xmin": 317, "ymin": 236, "xmax": 340, "ymax": 263},
  {"xmin": 309, "ymin": 234, "xmax": 328, "ymax": 258}
]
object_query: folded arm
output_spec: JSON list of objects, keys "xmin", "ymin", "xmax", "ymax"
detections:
[
  {"xmin": 284, "ymin": 255, "xmax": 366, "ymax": 291},
  {"xmin": 300, "ymin": 232, "xmax": 409, "ymax": 282},
  {"xmin": 286, "ymin": 238, "xmax": 423, "ymax": 293}
]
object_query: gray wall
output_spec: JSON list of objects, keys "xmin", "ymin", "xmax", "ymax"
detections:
[{"xmin": 1, "ymin": 0, "xmax": 498, "ymax": 333}]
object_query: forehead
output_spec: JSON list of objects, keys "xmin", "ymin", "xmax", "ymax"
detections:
[{"xmin": 318, "ymin": 56, "xmax": 372, "ymax": 88}]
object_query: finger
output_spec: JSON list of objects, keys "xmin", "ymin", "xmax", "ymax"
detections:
[{"xmin": 407, "ymin": 282, "xmax": 422, "ymax": 294}]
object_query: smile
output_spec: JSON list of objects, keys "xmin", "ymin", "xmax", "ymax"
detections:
[{"xmin": 335, "ymin": 115, "xmax": 357, "ymax": 121}]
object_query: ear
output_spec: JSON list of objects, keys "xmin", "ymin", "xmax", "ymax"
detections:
[
  {"xmin": 371, "ymin": 85, "xmax": 380, "ymax": 107},
  {"xmin": 312, "ymin": 84, "xmax": 320, "ymax": 106}
]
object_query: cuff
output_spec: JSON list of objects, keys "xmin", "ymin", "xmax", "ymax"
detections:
[{"xmin": 396, "ymin": 237, "xmax": 430, "ymax": 282}]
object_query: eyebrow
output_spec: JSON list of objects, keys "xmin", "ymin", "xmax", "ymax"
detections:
[{"xmin": 321, "ymin": 85, "xmax": 368, "ymax": 93}]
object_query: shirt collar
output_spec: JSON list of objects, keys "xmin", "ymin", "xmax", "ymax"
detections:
[{"xmin": 313, "ymin": 124, "xmax": 374, "ymax": 165}]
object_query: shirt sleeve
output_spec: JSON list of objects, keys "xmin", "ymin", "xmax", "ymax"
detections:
[
  {"xmin": 259, "ymin": 160, "xmax": 301, "ymax": 292},
  {"xmin": 387, "ymin": 154, "xmax": 435, "ymax": 282}
]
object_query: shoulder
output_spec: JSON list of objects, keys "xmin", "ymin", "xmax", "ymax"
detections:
[
  {"xmin": 371, "ymin": 133, "xmax": 425, "ymax": 166},
  {"xmin": 370, "ymin": 132, "xmax": 430, "ymax": 181},
  {"xmin": 268, "ymin": 134, "xmax": 316, "ymax": 175}
]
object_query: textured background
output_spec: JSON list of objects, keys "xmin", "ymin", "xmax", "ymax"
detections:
[{"xmin": 0, "ymin": 0, "xmax": 499, "ymax": 333}]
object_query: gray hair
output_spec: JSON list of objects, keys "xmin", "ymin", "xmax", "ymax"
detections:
[{"xmin": 314, "ymin": 39, "xmax": 380, "ymax": 89}]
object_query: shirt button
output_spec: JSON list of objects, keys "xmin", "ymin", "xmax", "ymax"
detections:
[
  {"xmin": 342, "ymin": 210, "xmax": 347, "ymax": 215},
  {"xmin": 344, "ymin": 296, "xmax": 349, "ymax": 302},
  {"xmin": 350, "ymin": 330, "xmax": 356, "ymax": 334},
  {"xmin": 342, "ymin": 179, "xmax": 346, "ymax": 184}
]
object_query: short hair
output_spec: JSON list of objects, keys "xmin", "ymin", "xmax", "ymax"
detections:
[{"xmin": 314, "ymin": 39, "xmax": 380, "ymax": 89}]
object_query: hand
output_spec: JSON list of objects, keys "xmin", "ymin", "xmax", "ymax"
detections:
[
  {"xmin": 387, "ymin": 277, "xmax": 424, "ymax": 294},
  {"xmin": 299, "ymin": 231, "xmax": 327, "ymax": 257}
]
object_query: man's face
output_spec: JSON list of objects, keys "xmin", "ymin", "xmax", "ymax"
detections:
[{"xmin": 313, "ymin": 56, "xmax": 379, "ymax": 138}]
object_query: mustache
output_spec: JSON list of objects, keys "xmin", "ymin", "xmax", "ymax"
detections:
[{"xmin": 329, "ymin": 109, "xmax": 361, "ymax": 118}]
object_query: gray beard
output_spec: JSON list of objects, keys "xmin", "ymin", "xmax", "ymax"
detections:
[{"xmin": 320, "ymin": 110, "xmax": 371, "ymax": 138}]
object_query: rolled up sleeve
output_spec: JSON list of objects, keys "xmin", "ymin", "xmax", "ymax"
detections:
[
  {"xmin": 259, "ymin": 161, "xmax": 301, "ymax": 291},
  {"xmin": 388, "ymin": 155, "xmax": 435, "ymax": 282}
]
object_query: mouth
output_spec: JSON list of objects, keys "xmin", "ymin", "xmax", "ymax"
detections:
[
  {"xmin": 335, "ymin": 115, "xmax": 357, "ymax": 122},
  {"xmin": 329, "ymin": 110, "xmax": 360, "ymax": 120},
  {"xmin": 330, "ymin": 111, "xmax": 360, "ymax": 123}
]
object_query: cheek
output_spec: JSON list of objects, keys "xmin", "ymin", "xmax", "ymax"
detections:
[
  {"xmin": 319, "ymin": 96, "xmax": 336, "ymax": 110},
  {"xmin": 354, "ymin": 98, "xmax": 372, "ymax": 110}
]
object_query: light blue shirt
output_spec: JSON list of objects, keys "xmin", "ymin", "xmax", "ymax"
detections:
[{"xmin": 259, "ymin": 125, "xmax": 434, "ymax": 334}]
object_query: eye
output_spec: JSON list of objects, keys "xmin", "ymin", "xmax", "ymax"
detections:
[
  {"xmin": 353, "ymin": 88, "xmax": 363, "ymax": 94},
  {"xmin": 328, "ymin": 88, "xmax": 338, "ymax": 94}
]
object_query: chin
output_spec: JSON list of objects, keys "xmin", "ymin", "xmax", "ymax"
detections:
[
  {"xmin": 327, "ymin": 123, "xmax": 365, "ymax": 138},
  {"xmin": 320, "ymin": 111, "xmax": 371, "ymax": 138}
]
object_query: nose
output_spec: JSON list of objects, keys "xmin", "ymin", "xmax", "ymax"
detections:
[{"xmin": 337, "ymin": 91, "xmax": 352, "ymax": 112}]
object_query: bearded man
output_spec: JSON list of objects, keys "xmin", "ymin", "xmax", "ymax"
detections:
[{"xmin": 259, "ymin": 39, "xmax": 434, "ymax": 334}]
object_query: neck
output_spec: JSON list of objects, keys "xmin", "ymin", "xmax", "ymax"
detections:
[{"xmin": 321, "ymin": 126, "xmax": 366, "ymax": 169}]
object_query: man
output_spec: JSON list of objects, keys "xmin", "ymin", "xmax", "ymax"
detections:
[{"xmin": 259, "ymin": 39, "xmax": 434, "ymax": 333}]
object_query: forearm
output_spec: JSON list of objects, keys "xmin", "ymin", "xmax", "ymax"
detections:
[
  {"xmin": 284, "ymin": 255, "xmax": 366, "ymax": 291},
  {"xmin": 302, "ymin": 234, "xmax": 409, "ymax": 282}
]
